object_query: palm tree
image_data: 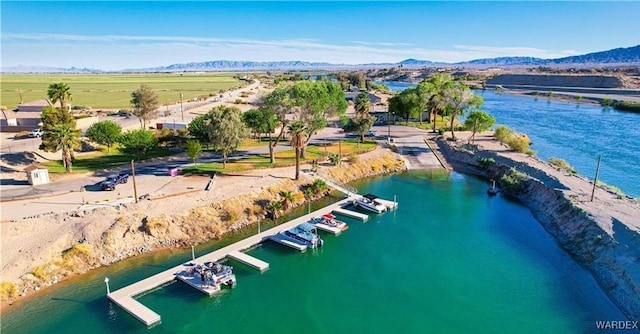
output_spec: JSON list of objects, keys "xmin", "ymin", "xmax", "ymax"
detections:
[
  {"xmin": 48, "ymin": 124, "xmax": 80, "ymax": 173},
  {"xmin": 266, "ymin": 201, "xmax": 283, "ymax": 219},
  {"xmin": 47, "ymin": 82, "xmax": 73, "ymax": 109},
  {"xmin": 278, "ymin": 190, "xmax": 295, "ymax": 210},
  {"xmin": 288, "ymin": 120, "xmax": 307, "ymax": 180}
]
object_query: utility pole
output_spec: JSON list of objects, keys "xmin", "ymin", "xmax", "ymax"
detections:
[
  {"xmin": 131, "ymin": 160, "xmax": 138, "ymax": 203},
  {"xmin": 590, "ymin": 154, "xmax": 602, "ymax": 202},
  {"xmin": 180, "ymin": 92, "xmax": 184, "ymax": 121},
  {"xmin": 387, "ymin": 107, "xmax": 391, "ymax": 143}
]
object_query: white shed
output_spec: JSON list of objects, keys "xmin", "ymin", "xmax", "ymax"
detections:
[{"xmin": 25, "ymin": 164, "xmax": 50, "ymax": 185}]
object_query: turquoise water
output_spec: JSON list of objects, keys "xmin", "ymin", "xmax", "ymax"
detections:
[
  {"xmin": 2, "ymin": 172, "xmax": 625, "ymax": 333},
  {"xmin": 377, "ymin": 81, "xmax": 640, "ymax": 197}
]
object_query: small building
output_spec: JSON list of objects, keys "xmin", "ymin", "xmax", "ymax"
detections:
[
  {"xmin": 25, "ymin": 164, "xmax": 50, "ymax": 186},
  {"xmin": 17, "ymin": 100, "xmax": 51, "ymax": 113},
  {"xmin": 345, "ymin": 92, "xmax": 382, "ymax": 104}
]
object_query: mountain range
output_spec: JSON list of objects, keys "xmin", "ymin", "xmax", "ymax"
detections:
[{"xmin": 3, "ymin": 45, "xmax": 639, "ymax": 73}]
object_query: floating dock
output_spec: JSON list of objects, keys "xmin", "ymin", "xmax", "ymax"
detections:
[
  {"xmin": 108, "ymin": 197, "xmax": 353, "ymax": 327},
  {"xmin": 376, "ymin": 198, "xmax": 398, "ymax": 210},
  {"xmin": 227, "ymin": 251, "xmax": 269, "ymax": 271},
  {"xmin": 268, "ymin": 234, "xmax": 308, "ymax": 251},
  {"xmin": 312, "ymin": 222, "xmax": 343, "ymax": 235},
  {"xmin": 332, "ymin": 207, "xmax": 369, "ymax": 221}
]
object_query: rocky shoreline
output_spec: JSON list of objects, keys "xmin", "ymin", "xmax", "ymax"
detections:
[{"xmin": 435, "ymin": 135, "xmax": 640, "ymax": 320}]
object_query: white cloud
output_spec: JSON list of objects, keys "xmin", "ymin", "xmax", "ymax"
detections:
[{"xmin": 1, "ymin": 33, "xmax": 581, "ymax": 70}]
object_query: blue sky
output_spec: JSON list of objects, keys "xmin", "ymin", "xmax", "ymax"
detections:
[{"xmin": 2, "ymin": 1, "xmax": 639, "ymax": 70}]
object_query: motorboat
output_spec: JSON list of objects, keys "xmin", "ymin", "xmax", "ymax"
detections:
[
  {"xmin": 204, "ymin": 262, "xmax": 236, "ymax": 288},
  {"xmin": 354, "ymin": 194, "xmax": 387, "ymax": 213},
  {"xmin": 312, "ymin": 213, "xmax": 348, "ymax": 231},
  {"xmin": 280, "ymin": 222, "xmax": 324, "ymax": 248}
]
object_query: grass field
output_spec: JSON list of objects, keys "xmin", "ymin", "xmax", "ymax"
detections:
[{"xmin": 1, "ymin": 73, "xmax": 243, "ymax": 110}]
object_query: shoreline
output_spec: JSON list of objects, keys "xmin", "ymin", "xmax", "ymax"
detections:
[
  {"xmin": 434, "ymin": 131, "xmax": 640, "ymax": 320},
  {"xmin": 0, "ymin": 150, "xmax": 406, "ymax": 309}
]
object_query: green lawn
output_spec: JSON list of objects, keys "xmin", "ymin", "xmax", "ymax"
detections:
[
  {"xmin": 184, "ymin": 140, "xmax": 377, "ymax": 174},
  {"xmin": 1, "ymin": 73, "xmax": 244, "ymax": 110}
]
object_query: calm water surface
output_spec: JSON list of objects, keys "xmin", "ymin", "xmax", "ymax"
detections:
[
  {"xmin": 378, "ymin": 81, "xmax": 640, "ymax": 197},
  {"xmin": 2, "ymin": 172, "xmax": 624, "ymax": 333}
]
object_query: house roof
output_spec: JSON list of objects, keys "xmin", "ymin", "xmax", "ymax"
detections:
[
  {"xmin": 0, "ymin": 109, "xmax": 18, "ymax": 120},
  {"xmin": 18, "ymin": 100, "xmax": 51, "ymax": 108},
  {"xmin": 13, "ymin": 111, "xmax": 42, "ymax": 120},
  {"xmin": 24, "ymin": 164, "xmax": 47, "ymax": 172}
]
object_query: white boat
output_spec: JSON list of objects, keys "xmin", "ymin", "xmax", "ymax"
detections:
[
  {"xmin": 311, "ymin": 213, "xmax": 349, "ymax": 231},
  {"xmin": 280, "ymin": 222, "xmax": 324, "ymax": 248},
  {"xmin": 355, "ymin": 194, "xmax": 387, "ymax": 214}
]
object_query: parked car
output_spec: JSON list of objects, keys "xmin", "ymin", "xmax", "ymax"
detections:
[
  {"xmin": 100, "ymin": 173, "xmax": 129, "ymax": 191},
  {"xmin": 28, "ymin": 128, "xmax": 44, "ymax": 138}
]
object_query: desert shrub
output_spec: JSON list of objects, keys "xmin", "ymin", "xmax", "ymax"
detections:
[
  {"xmin": 507, "ymin": 135, "xmax": 532, "ymax": 154},
  {"xmin": 614, "ymin": 101, "xmax": 640, "ymax": 113},
  {"xmin": 31, "ymin": 264, "xmax": 51, "ymax": 279},
  {"xmin": 549, "ymin": 158, "xmax": 577, "ymax": 174},
  {"xmin": 476, "ymin": 157, "xmax": 495, "ymax": 169},
  {"xmin": 494, "ymin": 125, "xmax": 513, "ymax": 143},
  {"xmin": 347, "ymin": 153, "xmax": 360, "ymax": 164},
  {"xmin": 0, "ymin": 282, "xmax": 17, "ymax": 300},
  {"xmin": 222, "ymin": 204, "xmax": 242, "ymax": 222},
  {"xmin": 500, "ymin": 168, "xmax": 528, "ymax": 193},
  {"xmin": 235, "ymin": 99, "xmax": 243, "ymax": 104}
]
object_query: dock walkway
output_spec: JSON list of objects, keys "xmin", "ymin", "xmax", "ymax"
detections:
[{"xmin": 108, "ymin": 197, "xmax": 354, "ymax": 327}]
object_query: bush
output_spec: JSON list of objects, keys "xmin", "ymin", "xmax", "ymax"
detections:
[
  {"xmin": 549, "ymin": 158, "xmax": 577, "ymax": 174},
  {"xmin": 500, "ymin": 168, "xmax": 528, "ymax": 193},
  {"xmin": 0, "ymin": 282, "xmax": 17, "ymax": 300},
  {"xmin": 328, "ymin": 153, "xmax": 341, "ymax": 165},
  {"xmin": 476, "ymin": 157, "xmax": 495, "ymax": 169},
  {"xmin": 614, "ymin": 101, "xmax": 640, "ymax": 113},
  {"xmin": 507, "ymin": 135, "xmax": 532, "ymax": 154},
  {"xmin": 347, "ymin": 153, "xmax": 360, "ymax": 164},
  {"xmin": 118, "ymin": 129, "xmax": 157, "ymax": 158},
  {"xmin": 494, "ymin": 125, "xmax": 513, "ymax": 143}
]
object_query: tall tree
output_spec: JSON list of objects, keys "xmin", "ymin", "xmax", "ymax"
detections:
[
  {"xmin": 130, "ymin": 84, "xmax": 159, "ymax": 129},
  {"xmin": 352, "ymin": 113, "xmax": 376, "ymax": 143},
  {"xmin": 288, "ymin": 120, "xmax": 307, "ymax": 180},
  {"xmin": 47, "ymin": 82, "xmax": 73, "ymax": 109},
  {"xmin": 41, "ymin": 106, "xmax": 78, "ymax": 163},
  {"xmin": 186, "ymin": 140, "xmax": 203, "ymax": 165},
  {"xmin": 261, "ymin": 87, "xmax": 293, "ymax": 163},
  {"xmin": 419, "ymin": 73, "xmax": 454, "ymax": 132},
  {"xmin": 205, "ymin": 105, "xmax": 248, "ymax": 168},
  {"xmin": 118, "ymin": 129, "xmax": 157, "ymax": 160},
  {"xmin": 289, "ymin": 80, "xmax": 347, "ymax": 158},
  {"xmin": 47, "ymin": 124, "xmax": 80, "ymax": 173},
  {"xmin": 354, "ymin": 92, "xmax": 371, "ymax": 114},
  {"xmin": 464, "ymin": 110, "xmax": 495, "ymax": 144},
  {"xmin": 444, "ymin": 83, "xmax": 484, "ymax": 140},
  {"xmin": 388, "ymin": 88, "xmax": 422, "ymax": 125},
  {"xmin": 85, "ymin": 120, "xmax": 122, "ymax": 152},
  {"xmin": 188, "ymin": 114, "xmax": 209, "ymax": 145}
]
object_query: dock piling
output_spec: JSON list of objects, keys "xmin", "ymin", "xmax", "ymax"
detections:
[{"xmin": 105, "ymin": 277, "xmax": 110, "ymax": 295}]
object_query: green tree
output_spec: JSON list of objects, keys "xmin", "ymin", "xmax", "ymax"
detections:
[
  {"xmin": 205, "ymin": 105, "xmax": 248, "ymax": 168},
  {"xmin": 242, "ymin": 108, "xmax": 276, "ymax": 140},
  {"xmin": 47, "ymin": 124, "xmax": 80, "ymax": 173},
  {"xmin": 288, "ymin": 120, "xmax": 307, "ymax": 180},
  {"xmin": 242, "ymin": 108, "xmax": 263, "ymax": 139},
  {"xmin": 186, "ymin": 140, "xmax": 203, "ymax": 165},
  {"xmin": 85, "ymin": 120, "xmax": 122, "ymax": 152},
  {"xmin": 388, "ymin": 88, "xmax": 422, "ymax": 125},
  {"xmin": 262, "ymin": 87, "xmax": 293, "ymax": 163},
  {"xmin": 420, "ymin": 73, "xmax": 454, "ymax": 132},
  {"xmin": 278, "ymin": 190, "xmax": 295, "ymax": 210},
  {"xmin": 464, "ymin": 110, "xmax": 495, "ymax": 144},
  {"xmin": 188, "ymin": 114, "xmax": 209, "ymax": 145},
  {"xmin": 289, "ymin": 81, "xmax": 347, "ymax": 158},
  {"xmin": 443, "ymin": 83, "xmax": 483, "ymax": 140},
  {"xmin": 119, "ymin": 129, "xmax": 157, "ymax": 159},
  {"xmin": 130, "ymin": 84, "xmax": 159, "ymax": 129},
  {"xmin": 47, "ymin": 82, "xmax": 73, "ymax": 109},
  {"xmin": 354, "ymin": 92, "xmax": 371, "ymax": 114},
  {"xmin": 40, "ymin": 106, "xmax": 78, "ymax": 164}
]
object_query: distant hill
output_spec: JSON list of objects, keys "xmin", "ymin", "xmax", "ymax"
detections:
[
  {"xmin": 547, "ymin": 45, "xmax": 640, "ymax": 65},
  {"xmin": 2, "ymin": 45, "xmax": 639, "ymax": 73}
]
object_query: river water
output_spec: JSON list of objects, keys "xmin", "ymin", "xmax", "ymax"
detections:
[
  {"xmin": 379, "ymin": 81, "xmax": 640, "ymax": 197},
  {"xmin": 1, "ymin": 172, "xmax": 625, "ymax": 333}
]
